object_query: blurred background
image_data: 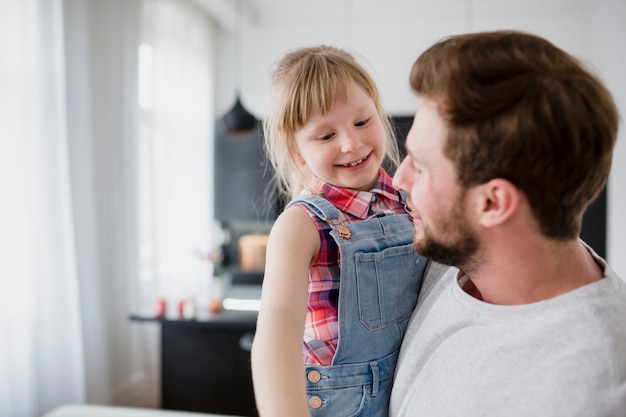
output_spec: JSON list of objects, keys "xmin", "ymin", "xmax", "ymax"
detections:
[{"xmin": 1, "ymin": 0, "xmax": 624, "ymax": 416}]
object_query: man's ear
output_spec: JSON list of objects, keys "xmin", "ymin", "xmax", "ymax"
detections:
[{"xmin": 476, "ymin": 178, "xmax": 520, "ymax": 228}]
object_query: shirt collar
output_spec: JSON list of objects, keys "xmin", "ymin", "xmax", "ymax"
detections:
[{"xmin": 308, "ymin": 168, "xmax": 401, "ymax": 219}]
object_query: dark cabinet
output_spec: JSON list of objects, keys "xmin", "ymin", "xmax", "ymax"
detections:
[{"xmin": 131, "ymin": 313, "xmax": 259, "ymax": 416}]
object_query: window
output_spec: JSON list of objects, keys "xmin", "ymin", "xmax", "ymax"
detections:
[{"xmin": 136, "ymin": 0, "xmax": 216, "ymax": 315}]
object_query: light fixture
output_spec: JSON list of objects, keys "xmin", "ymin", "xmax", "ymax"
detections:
[
  {"xmin": 222, "ymin": 0, "xmax": 256, "ymax": 134},
  {"xmin": 223, "ymin": 94, "xmax": 256, "ymax": 133}
]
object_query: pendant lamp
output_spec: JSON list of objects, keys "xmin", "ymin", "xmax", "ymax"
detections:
[
  {"xmin": 222, "ymin": 0, "xmax": 256, "ymax": 134},
  {"xmin": 223, "ymin": 93, "xmax": 256, "ymax": 133}
]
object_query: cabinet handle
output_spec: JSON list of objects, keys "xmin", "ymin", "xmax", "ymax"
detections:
[{"xmin": 239, "ymin": 333, "xmax": 254, "ymax": 351}]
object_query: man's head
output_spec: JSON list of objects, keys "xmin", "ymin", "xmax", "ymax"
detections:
[{"xmin": 399, "ymin": 30, "xmax": 618, "ymax": 243}]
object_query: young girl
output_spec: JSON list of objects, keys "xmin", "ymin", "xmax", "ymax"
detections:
[{"xmin": 251, "ymin": 45, "xmax": 426, "ymax": 417}]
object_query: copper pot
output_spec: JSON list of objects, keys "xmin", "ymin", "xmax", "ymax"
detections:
[{"xmin": 238, "ymin": 234, "xmax": 269, "ymax": 272}]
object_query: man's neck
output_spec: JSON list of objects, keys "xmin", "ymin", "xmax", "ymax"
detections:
[{"xmin": 461, "ymin": 239, "xmax": 604, "ymax": 305}]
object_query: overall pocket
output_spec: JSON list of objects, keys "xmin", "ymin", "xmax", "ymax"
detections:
[{"xmin": 355, "ymin": 244, "xmax": 423, "ymax": 330}]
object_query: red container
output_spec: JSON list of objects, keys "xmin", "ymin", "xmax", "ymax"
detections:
[{"xmin": 154, "ymin": 297, "xmax": 167, "ymax": 318}]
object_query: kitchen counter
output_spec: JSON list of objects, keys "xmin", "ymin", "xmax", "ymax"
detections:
[{"xmin": 130, "ymin": 309, "xmax": 258, "ymax": 328}]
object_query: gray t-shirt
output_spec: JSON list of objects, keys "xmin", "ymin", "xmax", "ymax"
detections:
[{"xmin": 390, "ymin": 250, "xmax": 626, "ymax": 417}]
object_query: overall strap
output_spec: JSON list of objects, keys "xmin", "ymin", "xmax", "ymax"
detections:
[
  {"xmin": 286, "ymin": 195, "xmax": 340, "ymax": 220},
  {"xmin": 286, "ymin": 195, "xmax": 352, "ymax": 239},
  {"xmin": 398, "ymin": 190, "xmax": 414, "ymax": 220}
]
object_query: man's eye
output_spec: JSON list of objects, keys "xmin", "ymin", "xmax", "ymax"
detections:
[{"xmin": 355, "ymin": 118, "xmax": 370, "ymax": 127}]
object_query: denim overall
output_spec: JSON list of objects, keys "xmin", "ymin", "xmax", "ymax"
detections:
[{"xmin": 288, "ymin": 193, "xmax": 427, "ymax": 417}]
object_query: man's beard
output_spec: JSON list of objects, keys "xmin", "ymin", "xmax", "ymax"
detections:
[
  {"xmin": 413, "ymin": 197, "xmax": 479, "ymax": 268},
  {"xmin": 414, "ymin": 229, "xmax": 479, "ymax": 268}
]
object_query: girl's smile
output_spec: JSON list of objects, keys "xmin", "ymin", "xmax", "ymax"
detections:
[{"xmin": 336, "ymin": 152, "xmax": 371, "ymax": 169}]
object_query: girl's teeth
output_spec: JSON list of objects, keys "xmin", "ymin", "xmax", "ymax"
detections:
[{"xmin": 345, "ymin": 158, "xmax": 363, "ymax": 167}]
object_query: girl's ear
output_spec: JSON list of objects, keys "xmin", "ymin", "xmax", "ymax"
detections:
[
  {"xmin": 294, "ymin": 149, "xmax": 306, "ymax": 165},
  {"xmin": 290, "ymin": 142, "xmax": 306, "ymax": 165},
  {"xmin": 476, "ymin": 178, "xmax": 520, "ymax": 228}
]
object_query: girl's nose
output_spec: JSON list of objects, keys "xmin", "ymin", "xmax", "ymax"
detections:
[{"xmin": 340, "ymin": 132, "xmax": 361, "ymax": 153}]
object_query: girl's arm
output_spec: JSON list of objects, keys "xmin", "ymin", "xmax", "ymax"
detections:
[{"xmin": 251, "ymin": 205, "xmax": 320, "ymax": 417}]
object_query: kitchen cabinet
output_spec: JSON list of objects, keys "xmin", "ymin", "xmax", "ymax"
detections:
[{"xmin": 131, "ymin": 312, "xmax": 258, "ymax": 417}]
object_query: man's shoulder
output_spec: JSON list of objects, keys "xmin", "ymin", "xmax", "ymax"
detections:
[{"xmin": 419, "ymin": 260, "xmax": 457, "ymax": 296}]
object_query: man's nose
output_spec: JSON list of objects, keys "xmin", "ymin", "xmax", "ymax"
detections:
[{"xmin": 393, "ymin": 157, "xmax": 410, "ymax": 191}]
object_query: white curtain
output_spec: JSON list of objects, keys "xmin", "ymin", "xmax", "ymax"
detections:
[
  {"xmin": 0, "ymin": 0, "xmax": 86, "ymax": 416},
  {"xmin": 1, "ymin": 0, "xmax": 144, "ymax": 413},
  {"xmin": 62, "ymin": 0, "xmax": 141, "ymax": 406},
  {"xmin": 0, "ymin": 0, "xmax": 215, "ymax": 414}
]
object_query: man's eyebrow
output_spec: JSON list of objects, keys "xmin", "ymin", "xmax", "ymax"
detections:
[{"xmin": 407, "ymin": 144, "xmax": 430, "ymax": 171}]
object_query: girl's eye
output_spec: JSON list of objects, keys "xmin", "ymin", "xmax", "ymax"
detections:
[
  {"xmin": 355, "ymin": 117, "xmax": 370, "ymax": 127},
  {"xmin": 319, "ymin": 132, "xmax": 335, "ymax": 141}
]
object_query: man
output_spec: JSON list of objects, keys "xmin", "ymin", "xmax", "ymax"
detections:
[{"xmin": 390, "ymin": 30, "xmax": 626, "ymax": 416}]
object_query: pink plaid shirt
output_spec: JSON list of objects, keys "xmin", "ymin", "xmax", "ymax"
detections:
[{"xmin": 294, "ymin": 168, "xmax": 408, "ymax": 366}]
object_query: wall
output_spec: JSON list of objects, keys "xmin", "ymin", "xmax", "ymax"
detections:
[
  {"xmin": 213, "ymin": 0, "xmax": 625, "ymax": 276},
  {"xmin": 216, "ymin": 0, "xmax": 591, "ymax": 116},
  {"xmin": 591, "ymin": 0, "xmax": 626, "ymax": 278}
]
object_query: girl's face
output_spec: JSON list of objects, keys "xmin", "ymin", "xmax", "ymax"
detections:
[{"xmin": 293, "ymin": 80, "xmax": 387, "ymax": 191}]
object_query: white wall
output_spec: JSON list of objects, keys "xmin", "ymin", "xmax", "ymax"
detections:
[
  {"xmin": 591, "ymin": 0, "xmax": 626, "ymax": 277},
  {"xmin": 213, "ymin": 0, "xmax": 625, "ymax": 275},
  {"xmin": 217, "ymin": 0, "xmax": 592, "ymax": 117}
]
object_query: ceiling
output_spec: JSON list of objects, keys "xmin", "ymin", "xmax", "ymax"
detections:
[{"xmin": 194, "ymin": 0, "xmax": 595, "ymax": 33}]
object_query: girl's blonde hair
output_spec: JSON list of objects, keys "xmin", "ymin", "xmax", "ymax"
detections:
[{"xmin": 263, "ymin": 45, "xmax": 400, "ymax": 203}]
